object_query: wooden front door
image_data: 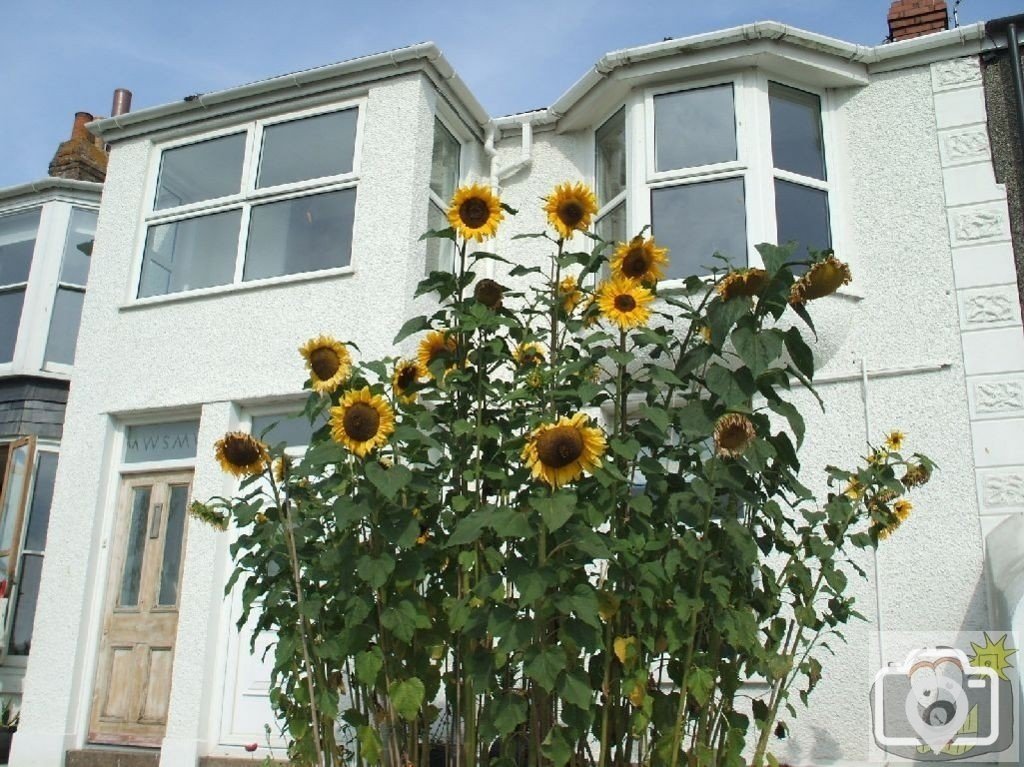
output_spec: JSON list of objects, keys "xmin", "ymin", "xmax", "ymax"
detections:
[{"xmin": 89, "ymin": 472, "xmax": 193, "ymax": 746}]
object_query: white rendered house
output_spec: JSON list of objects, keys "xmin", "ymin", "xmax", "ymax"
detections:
[{"xmin": 8, "ymin": 2, "xmax": 1024, "ymax": 765}]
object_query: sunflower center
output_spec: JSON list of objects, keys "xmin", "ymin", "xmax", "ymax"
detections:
[
  {"xmin": 224, "ymin": 435, "xmax": 261, "ymax": 467},
  {"xmin": 535, "ymin": 426, "xmax": 585, "ymax": 469},
  {"xmin": 614, "ymin": 294, "xmax": 637, "ymax": 313},
  {"xmin": 460, "ymin": 197, "xmax": 491, "ymax": 229},
  {"xmin": 344, "ymin": 402, "xmax": 381, "ymax": 442},
  {"xmin": 718, "ymin": 424, "xmax": 749, "ymax": 450},
  {"xmin": 622, "ymin": 248, "xmax": 650, "ymax": 278},
  {"xmin": 309, "ymin": 347, "xmax": 340, "ymax": 380},
  {"xmin": 558, "ymin": 201, "xmax": 585, "ymax": 228},
  {"xmin": 474, "ymin": 279, "xmax": 504, "ymax": 308},
  {"xmin": 396, "ymin": 365, "xmax": 417, "ymax": 390}
]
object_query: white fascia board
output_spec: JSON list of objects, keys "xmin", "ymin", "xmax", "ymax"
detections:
[
  {"xmin": 0, "ymin": 178, "xmax": 102, "ymax": 209},
  {"xmin": 89, "ymin": 43, "xmax": 491, "ymax": 144}
]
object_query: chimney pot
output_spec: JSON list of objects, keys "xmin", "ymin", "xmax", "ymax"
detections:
[
  {"xmin": 71, "ymin": 111, "xmax": 94, "ymax": 139},
  {"xmin": 111, "ymin": 88, "xmax": 132, "ymax": 117},
  {"xmin": 887, "ymin": 0, "xmax": 949, "ymax": 41}
]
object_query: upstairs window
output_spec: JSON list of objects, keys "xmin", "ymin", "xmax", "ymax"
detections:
[
  {"xmin": 426, "ymin": 118, "xmax": 461, "ymax": 274},
  {"xmin": 0, "ymin": 209, "xmax": 40, "ymax": 364},
  {"xmin": 138, "ymin": 104, "xmax": 361, "ymax": 299},
  {"xmin": 45, "ymin": 207, "xmax": 96, "ymax": 365},
  {"xmin": 598, "ymin": 75, "xmax": 834, "ymax": 283}
]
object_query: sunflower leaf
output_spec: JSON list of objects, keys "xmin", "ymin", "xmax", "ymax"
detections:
[
  {"xmin": 393, "ymin": 315, "xmax": 431, "ymax": 344},
  {"xmin": 533, "ymin": 493, "xmax": 576, "ymax": 532}
]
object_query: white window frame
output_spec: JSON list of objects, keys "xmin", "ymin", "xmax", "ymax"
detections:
[
  {"xmin": 593, "ymin": 105, "xmax": 629, "ymax": 246},
  {"xmin": 426, "ymin": 109, "xmax": 466, "ymax": 275},
  {"xmin": 593, "ymin": 70, "xmax": 841, "ymax": 286},
  {"xmin": 131, "ymin": 99, "xmax": 366, "ymax": 304}
]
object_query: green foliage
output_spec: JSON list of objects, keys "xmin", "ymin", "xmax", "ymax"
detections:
[{"xmin": 209, "ymin": 207, "xmax": 934, "ymax": 767}]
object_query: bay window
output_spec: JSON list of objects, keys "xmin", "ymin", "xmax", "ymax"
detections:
[
  {"xmin": 138, "ymin": 103, "xmax": 361, "ymax": 299},
  {"xmin": 0, "ymin": 210, "xmax": 40, "ymax": 364},
  {"xmin": 596, "ymin": 73, "xmax": 834, "ymax": 281},
  {"xmin": 426, "ymin": 117, "xmax": 461, "ymax": 274}
]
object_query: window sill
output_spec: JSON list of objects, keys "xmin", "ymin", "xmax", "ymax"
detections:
[{"xmin": 120, "ymin": 265, "xmax": 355, "ymax": 311}]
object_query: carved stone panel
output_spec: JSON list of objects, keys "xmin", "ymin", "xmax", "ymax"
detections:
[
  {"xmin": 949, "ymin": 205, "xmax": 1011, "ymax": 245},
  {"xmin": 932, "ymin": 57, "xmax": 982, "ymax": 90},
  {"xmin": 960, "ymin": 286, "xmax": 1021, "ymax": 328},
  {"xmin": 974, "ymin": 380, "xmax": 1024, "ymax": 414},
  {"xmin": 939, "ymin": 128, "xmax": 991, "ymax": 167},
  {"xmin": 982, "ymin": 471, "xmax": 1024, "ymax": 508}
]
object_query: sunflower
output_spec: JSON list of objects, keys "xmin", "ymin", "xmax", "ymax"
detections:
[
  {"xmin": 790, "ymin": 255, "xmax": 852, "ymax": 304},
  {"xmin": 392, "ymin": 359, "xmax": 423, "ymax": 403},
  {"xmin": 902, "ymin": 462, "xmax": 932, "ymax": 488},
  {"xmin": 522, "ymin": 412, "xmax": 606, "ymax": 488},
  {"xmin": 868, "ymin": 448, "xmax": 888, "ymax": 466},
  {"xmin": 215, "ymin": 432, "xmax": 270, "ymax": 477},
  {"xmin": 299, "ymin": 335, "xmax": 352, "ymax": 394},
  {"xmin": 893, "ymin": 499, "xmax": 913, "ymax": 522},
  {"xmin": 843, "ymin": 477, "xmax": 864, "ymax": 501},
  {"xmin": 514, "ymin": 341, "xmax": 546, "ymax": 367},
  {"xmin": 713, "ymin": 414, "xmax": 757, "ymax": 458},
  {"xmin": 558, "ymin": 275, "xmax": 583, "ymax": 313},
  {"xmin": 272, "ymin": 455, "xmax": 290, "ymax": 483},
  {"xmin": 884, "ymin": 430, "xmax": 905, "ymax": 452},
  {"xmin": 610, "ymin": 237, "xmax": 669, "ymax": 284},
  {"xmin": 717, "ymin": 268, "xmax": 769, "ymax": 301},
  {"xmin": 417, "ymin": 330, "xmax": 458, "ymax": 380},
  {"xmin": 447, "ymin": 184, "xmax": 504, "ymax": 242},
  {"xmin": 474, "ymin": 278, "xmax": 505, "ymax": 309},
  {"xmin": 597, "ymin": 277, "xmax": 654, "ymax": 330},
  {"xmin": 544, "ymin": 182, "xmax": 598, "ymax": 239},
  {"xmin": 330, "ymin": 387, "xmax": 395, "ymax": 458}
]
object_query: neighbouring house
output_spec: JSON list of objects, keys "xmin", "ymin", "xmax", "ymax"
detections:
[
  {"xmin": 6, "ymin": 1, "xmax": 1024, "ymax": 765},
  {"xmin": 0, "ymin": 109, "xmax": 111, "ymax": 702}
]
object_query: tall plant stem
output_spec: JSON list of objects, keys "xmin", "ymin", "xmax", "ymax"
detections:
[
  {"xmin": 549, "ymin": 240, "xmax": 564, "ymax": 417},
  {"xmin": 281, "ymin": 498, "xmax": 327, "ymax": 767}
]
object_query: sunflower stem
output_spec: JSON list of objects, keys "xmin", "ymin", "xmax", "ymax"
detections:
[{"xmin": 549, "ymin": 239, "xmax": 563, "ymax": 418}]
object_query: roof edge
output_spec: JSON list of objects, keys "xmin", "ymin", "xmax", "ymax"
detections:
[{"xmin": 0, "ymin": 177, "xmax": 103, "ymax": 206}]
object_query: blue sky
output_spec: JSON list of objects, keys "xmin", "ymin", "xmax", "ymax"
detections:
[{"xmin": 1, "ymin": 0, "xmax": 1020, "ymax": 188}]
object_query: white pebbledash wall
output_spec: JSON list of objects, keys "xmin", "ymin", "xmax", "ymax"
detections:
[{"xmin": 10, "ymin": 37, "xmax": 1023, "ymax": 767}]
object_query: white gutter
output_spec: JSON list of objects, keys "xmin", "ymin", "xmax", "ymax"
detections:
[
  {"xmin": 0, "ymin": 177, "xmax": 103, "ymax": 205},
  {"xmin": 90, "ymin": 42, "xmax": 491, "ymax": 143}
]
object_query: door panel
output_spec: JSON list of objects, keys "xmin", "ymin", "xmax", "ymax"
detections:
[{"xmin": 89, "ymin": 471, "xmax": 192, "ymax": 747}]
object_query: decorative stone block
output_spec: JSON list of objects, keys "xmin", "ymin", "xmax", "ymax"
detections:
[
  {"xmin": 932, "ymin": 57, "xmax": 982, "ymax": 91},
  {"xmin": 975, "ymin": 380, "xmax": 1024, "ymax": 414},
  {"xmin": 948, "ymin": 204, "xmax": 1011, "ymax": 245},
  {"xmin": 939, "ymin": 127, "xmax": 992, "ymax": 167},
  {"xmin": 980, "ymin": 470, "xmax": 1024, "ymax": 509},
  {"xmin": 959, "ymin": 285, "xmax": 1022, "ymax": 328}
]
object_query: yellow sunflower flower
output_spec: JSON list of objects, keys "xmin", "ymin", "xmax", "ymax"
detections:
[
  {"xmin": 790, "ymin": 255, "xmax": 852, "ymax": 304},
  {"xmin": 713, "ymin": 413, "xmax": 757, "ymax": 459},
  {"xmin": 558, "ymin": 275, "xmax": 583, "ymax": 313},
  {"xmin": 299, "ymin": 335, "xmax": 353, "ymax": 394},
  {"xmin": 902, "ymin": 462, "xmax": 932, "ymax": 488},
  {"xmin": 544, "ymin": 182, "xmax": 598, "ymax": 239},
  {"xmin": 522, "ymin": 412, "xmax": 606, "ymax": 488},
  {"xmin": 597, "ymin": 277, "xmax": 654, "ymax": 330},
  {"xmin": 610, "ymin": 237, "xmax": 669, "ymax": 284},
  {"xmin": 514, "ymin": 341, "xmax": 546, "ymax": 367},
  {"xmin": 215, "ymin": 432, "xmax": 270, "ymax": 477},
  {"xmin": 717, "ymin": 268, "xmax": 769, "ymax": 301},
  {"xmin": 447, "ymin": 184, "xmax": 504, "ymax": 242},
  {"xmin": 330, "ymin": 387, "xmax": 395, "ymax": 458},
  {"xmin": 392, "ymin": 359, "xmax": 423, "ymax": 403},
  {"xmin": 417, "ymin": 330, "xmax": 458, "ymax": 380},
  {"xmin": 884, "ymin": 430, "xmax": 905, "ymax": 452},
  {"xmin": 843, "ymin": 477, "xmax": 864, "ymax": 501},
  {"xmin": 893, "ymin": 499, "xmax": 913, "ymax": 522}
]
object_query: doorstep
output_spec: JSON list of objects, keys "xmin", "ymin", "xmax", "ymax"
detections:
[{"xmin": 65, "ymin": 749, "xmax": 159, "ymax": 767}]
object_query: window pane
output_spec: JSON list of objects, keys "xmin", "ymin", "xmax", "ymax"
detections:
[
  {"xmin": 0, "ymin": 289, "xmax": 25, "ymax": 362},
  {"xmin": 769, "ymin": 83, "xmax": 825, "ymax": 180},
  {"xmin": 138, "ymin": 210, "xmax": 241, "ymax": 297},
  {"xmin": 596, "ymin": 108, "xmax": 626, "ymax": 205},
  {"xmin": 425, "ymin": 201, "xmax": 454, "ymax": 275},
  {"xmin": 60, "ymin": 207, "xmax": 98, "ymax": 285},
  {"xmin": 155, "ymin": 133, "xmax": 246, "ymax": 210},
  {"xmin": 775, "ymin": 180, "xmax": 831, "ymax": 266},
  {"xmin": 258, "ymin": 109, "xmax": 357, "ymax": 188},
  {"xmin": 251, "ymin": 411, "xmax": 323, "ymax": 448},
  {"xmin": 430, "ymin": 119, "xmax": 460, "ymax": 203},
  {"xmin": 0, "ymin": 443, "xmax": 30, "ymax": 552},
  {"xmin": 124, "ymin": 421, "xmax": 200, "ymax": 463},
  {"xmin": 44, "ymin": 287, "xmax": 85, "ymax": 365},
  {"xmin": 0, "ymin": 208, "xmax": 40, "ymax": 285},
  {"xmin": 8, "ymin": 552, "xmax": 42, "ymax": 655},
  {"xmin": 651, "ymin": 178, "xmax": 747, "ymax": 279},
  {"xmin": 595, "ymin": 202, "xmax": 627, "ymax": 247},
  {"xmin": 24, "ymin": 452, "xmax": 57, "ymax": 552},
  {"xmin": 157, "ymin": 485, "xmax": 189, "ymax": 606},
  {"xmin": 654, "ymin": 85, "xmax": 736, "ymax": 171},
  {"xmin": 243, "ymin": 189, "xmax": 355, "ymax": 281},
  {"xmin": 119, "ymin": 487, "xmax": 151, "ymax": 608}
]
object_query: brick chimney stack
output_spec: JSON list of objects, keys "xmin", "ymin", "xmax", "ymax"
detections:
[
  {"xmin": 48, "ymin": 111, "xmax": 108, "ymax": 183},
  {"xmin": 887, "ymin": 0, "xmax": 950, "ymax": 41}
]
